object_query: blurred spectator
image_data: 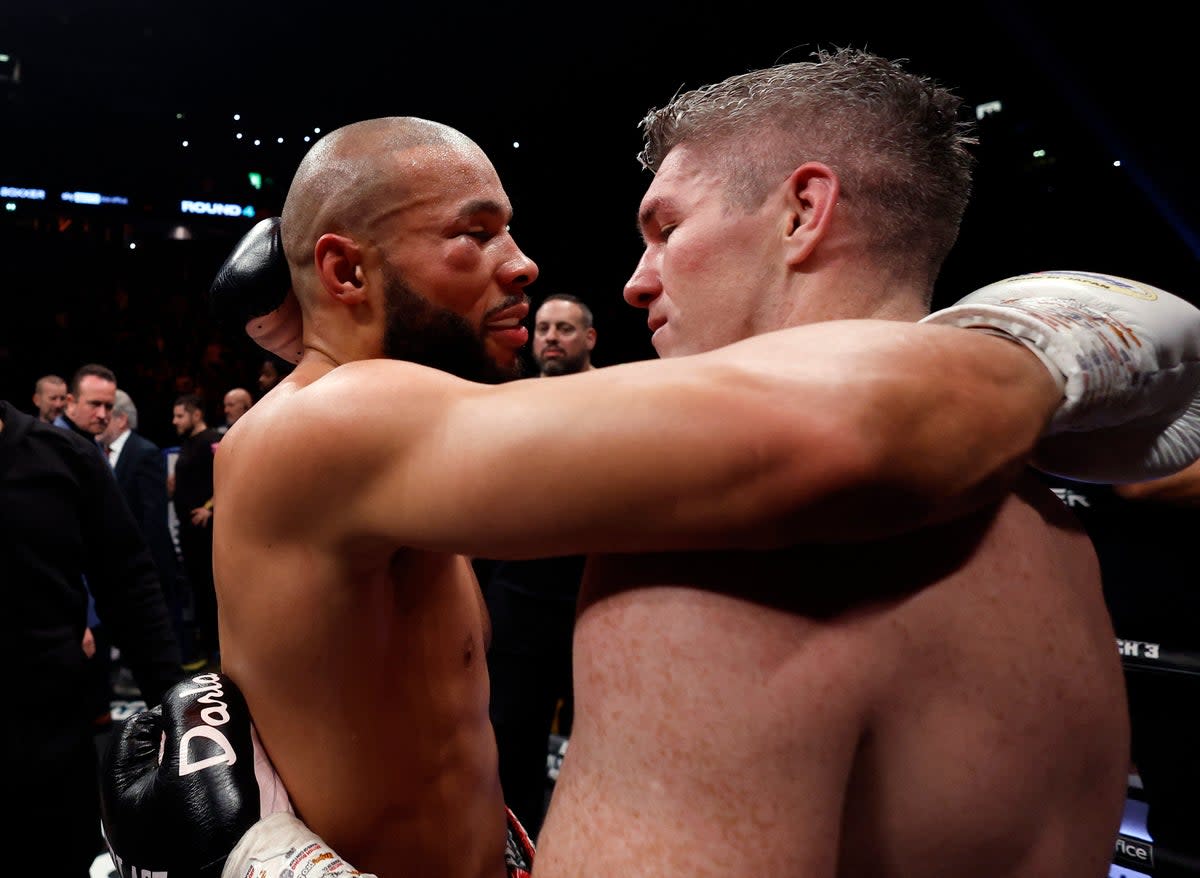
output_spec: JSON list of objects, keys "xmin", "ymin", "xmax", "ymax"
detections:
[
  {"xmin": 219, "ymin": 386, "xmax": 254, "ymax": 434},
  {"xmin": 169, "ymin": 393, "xmax": 222, "ymax": 670},
  {"xmin": 31, "ymin": 374, "xmax": 68, "ymax": 423},
  {"xmin": 256, "ymin": 355, "xmax": 293, "ymax": 397},
  {"xmin": 2, "ymin": 398, "xmax": 183, "ymax": 876},
  {"xmin": 173, "ymin": 373, "xmax": 197, "ymax": 397},
  {"xmin": 55, "ymin": 363, "xmax": 116, "ymax": 441},
  {"xmin": 100, "ymin": 389, "xmax": 188, "ymax": 666}
]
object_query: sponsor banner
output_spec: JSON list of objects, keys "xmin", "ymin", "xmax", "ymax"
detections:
[
  {"xmin": 1117, "ymin": 639, "xmax": 1200, "ymax": 676},
  {"xmin": 1114, "ymin": 833, "xmax": 1154, "ymax": 871}
]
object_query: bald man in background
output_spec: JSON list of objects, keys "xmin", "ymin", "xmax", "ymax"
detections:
[{"xmin": 220, "ymin": 387, "xmax": 254, "ymax": 434}]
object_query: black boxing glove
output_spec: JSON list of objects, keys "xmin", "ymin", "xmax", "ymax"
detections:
[
  {"xmin": 209, "ymin": 218, "xmax": 304, "ymax": 364},
  {"xmin": 99, "ymin": 672, "xmax": 294, "ymax": 878},
  {"xmin": 209, "ymin": 217, "xmax": 290, "ymax": 329}
]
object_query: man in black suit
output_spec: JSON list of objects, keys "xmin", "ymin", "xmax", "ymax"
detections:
[
  {"xmin": 2, "ymin": 397, "xmax": 183, "ymax": 875},
  {"xmin": 101, "ymin": 389, "xmax": 188, "ymax": 665}
]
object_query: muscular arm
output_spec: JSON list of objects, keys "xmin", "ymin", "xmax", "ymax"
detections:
[
  {"xmin": 269, "ymin": 319, "xmax": 1057, "ymax": 558},
  {"xmin": 1113, "ymin": 458, "xmax": 1200, "ymax": 506}
]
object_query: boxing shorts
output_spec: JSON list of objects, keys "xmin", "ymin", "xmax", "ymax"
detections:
[{"xmin": 505, "ymin": 807, "xmax": 535, "ymax": 878}]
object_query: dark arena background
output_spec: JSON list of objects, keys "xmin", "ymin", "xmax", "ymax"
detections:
[
  {"xmin": 4, "ymin": 5, "xmax": 1199, "ymax": 878},
  {"xmin": 2, "ymin": 1, "xmax": 1197, "ymax": 445}
]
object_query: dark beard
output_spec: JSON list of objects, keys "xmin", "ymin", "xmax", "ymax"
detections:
[
  {"xmin": 535, "ymin": 348, "xmax": 588, "ymax": 376},
  {"xmin": 381, "ymin": 267, "xmax": 525, "ymax": 384}
]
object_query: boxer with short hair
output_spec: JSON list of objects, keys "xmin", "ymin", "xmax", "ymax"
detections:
[
  {"xmin": 537, "ymin": 49, "xmax": 1194, "ymax": 878},
  {"xmin": 103, "ymin": 53, "xmax": 1200, "ymax": 878}
]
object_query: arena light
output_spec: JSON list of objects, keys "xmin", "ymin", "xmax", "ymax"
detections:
[
  {"xmin": 0, "ymin": 52, "xmax": 19, "ymax": 84},
  {"xmin": 975, "ymin": 100, "xmax": 1002, "ymax": 120},
  {"xmin": 0, "ymin": 184, "xmax": 46, "ymax": 200}
]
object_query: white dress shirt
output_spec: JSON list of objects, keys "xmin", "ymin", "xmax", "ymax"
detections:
[{"xmin": 106, "ymin": 427, "xmax": 132, "ymax": 469}]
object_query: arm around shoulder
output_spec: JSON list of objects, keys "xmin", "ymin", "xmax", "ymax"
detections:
[
  {"xmin": 1114, "ymin": 458, "xmax": 1200, "ymax": 506},
  {"xmin": 334, "ymin": 322, "xmax": 1058, "ymax": 559}
]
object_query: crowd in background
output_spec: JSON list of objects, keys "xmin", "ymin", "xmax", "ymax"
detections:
[{"xmin": 0, "ymin": 217, "xmax": 291, "ymax": 447}]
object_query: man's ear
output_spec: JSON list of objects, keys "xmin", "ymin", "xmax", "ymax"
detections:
[
  {"xmin": 313, "ymin": 233, "xmax": 368, "ymax": 305},
  {"xmin": 782, "ymin": 161, "xmax": 839, "ymax": 267},
  {"xmin": 585, "ymin": 327, "xmax": 597, "ymax": 351}
]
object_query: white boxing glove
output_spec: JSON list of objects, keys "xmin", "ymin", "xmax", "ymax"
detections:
[{"xmin": 921, "ymin": 270, "xmax": 1200, "ymax": 483}]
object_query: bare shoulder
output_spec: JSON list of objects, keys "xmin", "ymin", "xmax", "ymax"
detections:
[
  {"xmin": 230, "ymin": 361, "xmax": 474, "ymax": 455},
  {"xmin": 215, "ymin": 361, "xmax": 479, "ymax": 519}
]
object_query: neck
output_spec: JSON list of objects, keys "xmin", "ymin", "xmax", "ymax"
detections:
[{"xmin": 783, "ymin": 265, "xmax": 931, "ymax": 326}]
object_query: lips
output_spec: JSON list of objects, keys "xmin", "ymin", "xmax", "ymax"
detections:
[
  {"xmin": 487, "ymin": 299, "xmax": 530, "ymax": 326},
  {"xmin": 486, "ymin": 299, "xmax": 531, "ymax": 348}
]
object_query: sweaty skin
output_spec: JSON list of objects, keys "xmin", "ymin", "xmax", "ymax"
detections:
[{"xmin": 538, "ymin": 475, "xmax": 1127, "ymax": 878}]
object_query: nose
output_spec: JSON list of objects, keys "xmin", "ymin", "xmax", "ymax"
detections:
[
  {"xmin": 500, "ymin": 241, "xmax": 539, "ymax": 292},
  {"xmin": 623, "ymin": 249, "xmax": 660, "ymax": 309}
]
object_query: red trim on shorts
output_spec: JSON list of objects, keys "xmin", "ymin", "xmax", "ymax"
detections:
[{"xmin": 505, "ymin": 807, "xmax": 535, "ymax": 878}]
